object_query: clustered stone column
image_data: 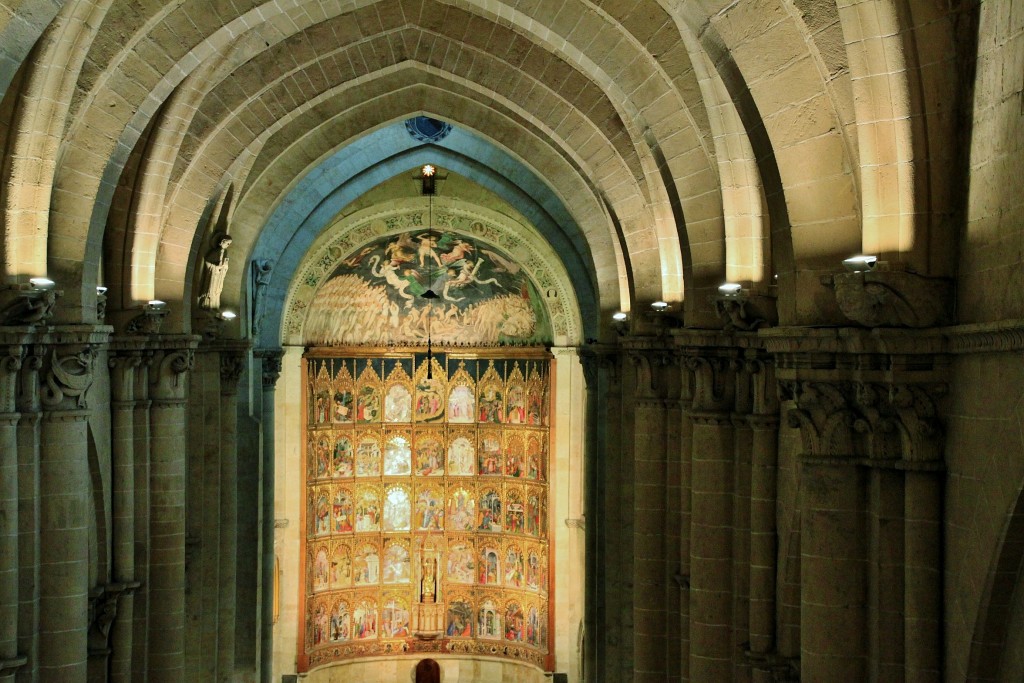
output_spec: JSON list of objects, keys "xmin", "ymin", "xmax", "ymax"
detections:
[{"xmin": 589, "ymin": 326, "xmax": 944, "ymax": 683}]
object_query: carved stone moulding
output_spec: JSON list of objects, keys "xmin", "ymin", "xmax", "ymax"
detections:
[{"xmin": 822, "ymin": 264, "xmax": 953, "ymax": 329}]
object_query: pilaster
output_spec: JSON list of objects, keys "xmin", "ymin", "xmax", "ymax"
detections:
[
  {"xmin": 145, "ymin": 336, "xmax": 198, "ymax": 683},
  {"xmin": 256, "ymin": 349, "xmax": 282, "ymax": 683},
  {"xmin": 0, "ymin": 339, "xmax": 26, "ymax": 683}
]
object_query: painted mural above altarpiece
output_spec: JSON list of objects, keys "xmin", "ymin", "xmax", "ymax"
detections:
[
  {"xmin": 281, "ymin": 201, "xmax": 583, "ymax": 347},
  {"xmin": 300, "ymin": 350, "xmax": 553, "ymax": 673}
]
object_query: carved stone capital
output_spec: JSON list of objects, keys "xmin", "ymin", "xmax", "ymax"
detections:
[
  {"xmin": 256, "ymin": 348, "xmax": 283, "ymax": 389},
  {"xmin": 40, "ymin": 345, "xmax": 97, "ymax": 411},
  {"xmin": 683, "ymin": 354, "xmax": 735, "ymax": 412},
  {"xmin": 564, "ymin": 516, "xmax": 586, "ymax": 530},
  {"xmin": 0, "ymin": 345, "xmax": 25, "ymax": 413},
  {"xmin": 823, "ymin": 266, "xmax": 953, "ymax": 328},
  {"xmin": 579, "ymin": 345, "xmax": 619, "ymax": 389},
  {"xmin": 220, "ymin": 351, "xmax": 246, "ymax": 395},
  {"xmin": 17, "ymin": 351, "xmax": 43, "ymax": 413},
  {"xmin": 108, "ymin": 352, "xmax": 144, "ymax": 403},
  {"xmin": 782, "ymin": 377, "xmax": 946, "ymax": 462},
  {"xmin": 149, "ymin": 339, "xmax": 199, "ymax": 402}
]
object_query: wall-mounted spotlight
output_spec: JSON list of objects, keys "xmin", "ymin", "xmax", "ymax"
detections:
[
  {"xmin": 145, "ymin": 299, "xmax": 168, "ymax": 312},
  {"xmin": 29, "ymin": 277, "xmax": 56, "ymax": 291},
  {"xmin": 96, "ymin": 286, "xmax": 108, "ymax": 296},
  {"xmin": 220, "ymin": 310, "xmax": 237, "ymax": 321},
  {"xmin": 842, "ymin": 255, "xmax": 878, "ymax": 273},
  {"xmin": 651, "ymin": 301, "xmax": 670, "ymax": 312},
  {"xmin": 718, "ymin": 283, "xmax": 743, "ymax": 297},
  {"xmin": 611, "ymin": 311, "xmax": 628, "ymax": 336}
]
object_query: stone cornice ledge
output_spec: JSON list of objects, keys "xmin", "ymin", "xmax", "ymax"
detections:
[
  {"xmin": 762, "ymin": 321, "xmax": 1024, "ymax": 356},
  {"xmin": 759, "ymin": 327, "xmax": 946, "ymax": 356},
  {"xmin": 941, "ymin": 319, "xmax": 1024, "ymax": 354}
]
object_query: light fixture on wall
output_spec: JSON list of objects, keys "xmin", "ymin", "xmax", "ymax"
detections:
[
  {"xmin": 611, "ymin": 311, "xmax": 628, "ymax": 336},
  {"xmin": 29, "ymin": 277, "xmax": 56, "ymax": 291},
  {"xmin": 718, "ymin": 282, "xmax": 743, "ymax": 297},
  {"xmin": 220, "ymin": 310, "xmax": 237, "ymax": 321},
  {"xmin": 842, "ymin": 255, "xmax": 878, "ymax": 272},
  {"xmin": 651, "ymin": 300, "xmax": 670, "ymax": 311}
]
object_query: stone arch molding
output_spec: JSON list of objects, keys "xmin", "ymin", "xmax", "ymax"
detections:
[{"xmin": 282, "ymin": 198, "xmax": 583, "ymax": 347}]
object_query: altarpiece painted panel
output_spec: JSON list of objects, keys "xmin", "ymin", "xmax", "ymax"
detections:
[{"xmin": 301, "ymin": 351, "xmax": 551, "ymax": 671}]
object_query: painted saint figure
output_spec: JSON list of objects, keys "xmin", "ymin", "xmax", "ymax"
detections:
[{"xmin": 421, "ymin": 556, "xmax": 437, "ymax": 603}]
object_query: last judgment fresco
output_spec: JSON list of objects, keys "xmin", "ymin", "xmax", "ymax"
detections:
[
  {"xmin": 302, "ymin": 230, "xmax": 553, "ymax": 346},
  {"xmin": 301, "ymin": 352, "xmax": 551, "ymax": 671}
]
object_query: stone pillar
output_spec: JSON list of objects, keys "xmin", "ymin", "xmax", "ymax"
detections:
[
  {"xmin": 580, "ymin": 347, "xmax": 629, "ymax": 683},
  {"xmin": 685, "ymin": 355, "xmax": 736, "ymax": 682},
  {"xmin": 630, "ymin": 351, "xmax": 668, "ymax": 683},
  {"xmin": 131, "ymin": 352, "xmax": 153, "ymax": 682},
  {"xmin": 258, "ymin": 350, "xmax": 281, "ymax": 683},
  {"xmin": 744, "ymin": 359, "xmax": 780, "ymax": 683},
  {"xmin": 217, "ymin": 349, "xmax": 244, "ymax": 682},
  {"xmin": 37, "ymin": 335, "xmax": 102, "ymax": 680},
  {"xmin": 746, "ymin": 414, "xmax": 779, "ymax": 682},
  {"xmin": 903, "ymin": 469, "xmax": 942, "ymax": 681},
  {"xmin": 16, "ymin": 350, "xmax": 42, "ymax": 683},
  {"xmin": 108, "ymin": 351, "xmax": 142, "ymax": 683},
  {"xmin": 0, "ymin": 343, "xmax": 25, "ymax": 682},
  {"xmin": 146, "ymin": 342, "xmax": 195, "ymax": 682}
]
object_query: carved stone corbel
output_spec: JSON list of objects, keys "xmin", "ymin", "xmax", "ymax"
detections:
[
  {"xmin": 823, "ymin": 266, "xmax": 953, "ymax": 328},
  {"xmin": 712, "ymin": 291, "xmax": 774, "ymax": 332},
  {"xmin": 126, "ymin": 303, "xmax": 168, "ymax": 335},
  {"xmin": 0, "ymin": 285, "xmax": 59, "ymax": 326},
  {"xmin": 87, "ymin": 581, "xmax": 141, "ymax": 656}
]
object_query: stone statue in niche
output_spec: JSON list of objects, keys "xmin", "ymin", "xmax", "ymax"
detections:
[
  {"xmin": 251, "ymin": 259, "xmax": 273, "ymax": 335},
  {"xmin": 197, "ymin": 233, "xmax": 232, "ymax": 310}
]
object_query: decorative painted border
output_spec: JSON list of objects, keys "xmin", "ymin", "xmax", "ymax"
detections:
[{"xmin": 282, "ymin": 198, "xmax": 583, "ymax": 346}]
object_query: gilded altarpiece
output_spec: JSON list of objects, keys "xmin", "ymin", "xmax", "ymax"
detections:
[{"xmin": 301, "ymin": 351, "xmax": 551, "ymax": 671}]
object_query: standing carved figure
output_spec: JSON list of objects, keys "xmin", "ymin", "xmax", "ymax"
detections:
[
  {"xmin": 251, "ymin": 259, "xmax": 273, "ymax": 335},
  {"xmin": 198, "ymin": 234, "xmax": 232, "ymax": 310}
]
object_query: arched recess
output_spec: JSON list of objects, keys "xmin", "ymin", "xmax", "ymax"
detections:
[
  {"xmin": 270, "ymin": 185, "xmax": 588, "ymax": 682},
  {"xmin": 280, "ymin": 197, "xmax": 584, "ymax": 347},
  {"xmin": 251, "ymin": 129, "xmax": 600, "ymax": 350}
]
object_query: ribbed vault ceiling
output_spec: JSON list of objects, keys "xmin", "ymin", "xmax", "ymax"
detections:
[{"xmin": 0, "ymin": 0, "xmax": 962, "ymax": 338}]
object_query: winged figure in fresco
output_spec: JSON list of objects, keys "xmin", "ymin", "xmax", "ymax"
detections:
[
  {"xmin": 367, "ymin": 255, "xmax": 416, "ymax": 306},
  {"xmin": 385, "ymin": 233, "xmax": 417, "ymax": 264}
]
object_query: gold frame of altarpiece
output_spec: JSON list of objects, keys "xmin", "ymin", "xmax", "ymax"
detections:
[{"xmin": 298, "ymin": 347, "xmax": 555, "ymax": 673}]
